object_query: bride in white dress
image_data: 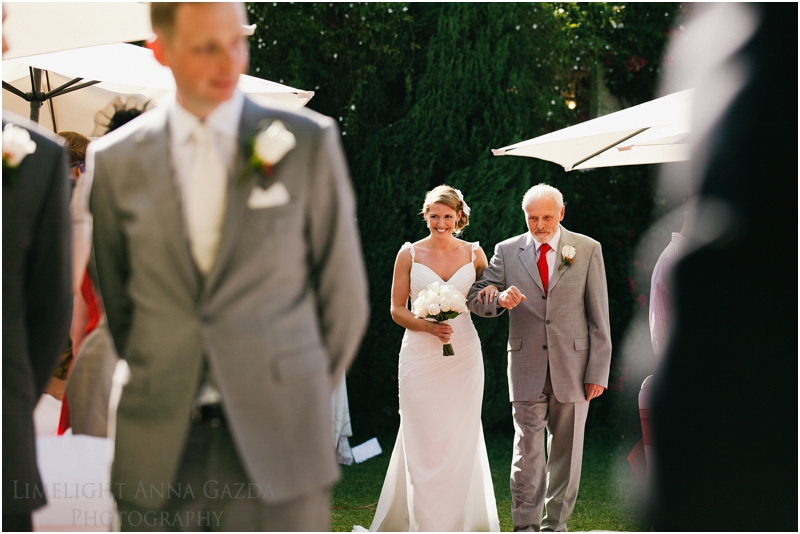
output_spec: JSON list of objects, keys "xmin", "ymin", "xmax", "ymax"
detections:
[{"xmin": 359, "ymin": 185, "xmax": 500, "ymax": 532}]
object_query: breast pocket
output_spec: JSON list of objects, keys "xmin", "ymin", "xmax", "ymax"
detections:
[
  {"xmin": 241, "ymin": 201, "xmax": 304, "ymax": 261},
  {"xmin": 248, "ymin": 200, "xmax": 301, "ymax": 229},
  {"xmin": 574, "ymin": 337, "xmax": 589, "ymax": 351},
  {"xmin": 508, "ymin": 338, "xmax": 522, "ymax": 351}
]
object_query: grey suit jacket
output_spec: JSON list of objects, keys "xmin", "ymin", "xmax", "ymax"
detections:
[
  {"xmin": 468, "ymin": 226, "xmax": 611, "ymax": 403},
  {"xmin": 2, "ymin": 112, "xmax": 72, "ymax": 513},
  {"xmin": 88, "ymin": 97, "xmax": 369, "ymax": 508}
]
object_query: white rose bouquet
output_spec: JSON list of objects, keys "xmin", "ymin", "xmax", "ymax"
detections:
[{"xmin": 412, "ymin": 282, "xmax": 468, "ymax": 356}]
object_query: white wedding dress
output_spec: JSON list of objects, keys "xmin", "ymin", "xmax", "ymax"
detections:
[{"xmin": 361, "ymin": 242, "xmax": 499, "ymax": 532}]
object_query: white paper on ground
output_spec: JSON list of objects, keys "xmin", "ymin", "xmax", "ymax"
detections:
[
  {"xmin": 33, "ymin": 435, "xmax": 113, "ymax": 531},
  {"xmin": 351, "ymin": 437, "xmax": 382, "ymax": 463},
  {"xmin": 33, "ymin": 394, "xmax": 63, "ymax": 436}
]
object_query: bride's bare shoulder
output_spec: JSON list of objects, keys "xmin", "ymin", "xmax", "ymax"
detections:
[
  {"xmin": 456, "ymin": 238, "xmax": 472, "ymax": 250},
  {"xmin": 449, "ymin": 238, "xmax": 472, "ymax": 257},
  {"xmin": 396, "ymin": 238, "xmax": 428, "ymax": 263},
  {"xmin": 408, "ymin": 237, "xmax": 434, "ymax": 255},
  {"xmin": 412, "ymin": 237, "xmax": 431, "ymax": 247}
]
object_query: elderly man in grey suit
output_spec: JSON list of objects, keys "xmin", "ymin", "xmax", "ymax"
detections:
[
  {"xmin": 469, "ymin": 183, "xmax": 611, "ymax": 532},
  {"xmin": 87, "ymin": 3, "xmax": 368, "ymax": 530}
]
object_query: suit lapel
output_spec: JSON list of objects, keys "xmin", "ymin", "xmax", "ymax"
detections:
[
  {"xmin": 548, "ymin": 225, "xmax": 573, "ymax": 293},
  {"xmin": 519, "ymin": 233, "xmax": 545, "ymax": 293},
  {"xmin": 138, "ymin": 109, "xmax": 201, "ymax": 296},
  {"xmin": 204, "ymin": 98, "xmax": 269, "ymax": 294}
]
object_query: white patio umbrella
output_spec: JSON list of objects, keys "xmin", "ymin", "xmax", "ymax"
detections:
[
  {"xmin": 3, "ymin": 42, "xmax": 314, "ymax": 136},
  {"xmin": 492, "ymin": 89, "xmax": 693, "ymax": 171},
  {"xmin": 2, "ymin": 2, "xmax": 153, "ymax": 60}
]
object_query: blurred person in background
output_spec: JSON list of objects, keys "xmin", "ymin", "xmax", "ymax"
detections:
[
  {"xmin": 648, "ymin": 3, "xmax": 797, "ymax": 530},
  {"xmin": 2, "ymin": 6, "xmax": 72, "ymax": 530},
  {"xmin": 58, "ymin": 103, "xmax": 152, "ymax": 439},
  {"xmin": 41, "ymin": 132, "xmax": 92, "ymax": 412}
]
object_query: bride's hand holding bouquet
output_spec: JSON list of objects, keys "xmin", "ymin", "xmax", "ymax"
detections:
[{"xmin": 412, "ymin": 281, "xmax": 468, "ymax": 356}]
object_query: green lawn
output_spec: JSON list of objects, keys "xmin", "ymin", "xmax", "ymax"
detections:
[{"xmin": 331, "ymin": 428, "xmax": 647, "ymax": 531}]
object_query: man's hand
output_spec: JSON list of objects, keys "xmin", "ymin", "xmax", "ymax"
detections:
[
  {"xmin": 585, "ymin": 382, "xmax": 604, "ymax": 402},
  {"xmin": 497, "ymin": 286, "xmax": 527, "ymax": 310}
]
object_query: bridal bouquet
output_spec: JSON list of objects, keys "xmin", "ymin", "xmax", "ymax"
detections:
[{"xmin": 412, "ymin": 282, "xmax": 468, "ymax": 356}]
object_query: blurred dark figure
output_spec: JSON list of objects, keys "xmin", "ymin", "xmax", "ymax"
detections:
[
  {"xmin": 93, "ymin": 97, "xmax": 151, "ymax": 137},
  {"xmin": 2, "ymin": 7, "xmax": 72, "ymax": 531},
  {"xmin": 649, "ymin": 3, "xmax": 797, "ymax": 530}
]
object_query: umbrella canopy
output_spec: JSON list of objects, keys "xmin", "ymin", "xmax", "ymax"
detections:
[
  {"xmin": 492, "ymin": 89, "xmax": 693, "ymax": 171},
  {"xmin": 2, "ymin": 2, "xmax": 153, "ymax": 60},
  {"xmin": 3, "ymin": 43, "xmax": 314, "ymax": 136}
]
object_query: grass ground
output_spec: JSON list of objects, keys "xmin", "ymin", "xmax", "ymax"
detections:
[{"xmin": 331, "ymin": 427, "xmax": 647, "ymax": 531}]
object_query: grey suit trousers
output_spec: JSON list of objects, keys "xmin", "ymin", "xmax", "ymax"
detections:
[
  {"xmin": 511, "ymin": 369, "xmax": 589, "ymax": 532},
  {"xmin": 114, "ymin": 416, "xmax": 330, "ymax": 532}
]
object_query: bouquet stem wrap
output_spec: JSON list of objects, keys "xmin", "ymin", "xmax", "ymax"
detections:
[{"xmin": 440, "ymin": 323, "xmax": 455, "ymax": 356}]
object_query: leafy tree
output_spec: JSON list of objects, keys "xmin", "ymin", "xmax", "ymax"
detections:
[{"xmin": 247, "ymin": 2, "xmax": 681, "ymax": 436}]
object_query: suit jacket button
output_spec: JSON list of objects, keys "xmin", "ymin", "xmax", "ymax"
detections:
[
  {"xmin": 541, "ymin": 295, "xmax": 546, "ymax": 299},
  {"xmin": 545, "ymin": 320, "xmax": 551, "ymax": 325},
  {"xmin": 543, "ymin": 344, "xmax": 548, "ymax": 350}
]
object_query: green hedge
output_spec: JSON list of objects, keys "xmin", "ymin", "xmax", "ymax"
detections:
[{"xmin": 248, "ymin": 2, "xmax": 681, "ymax": 435}]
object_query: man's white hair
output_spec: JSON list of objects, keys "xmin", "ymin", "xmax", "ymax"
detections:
[{"xmin": 521, "ymin": 183, "xmax": 564, "ymax": 211}]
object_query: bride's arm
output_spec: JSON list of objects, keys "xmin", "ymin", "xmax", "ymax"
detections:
[
  {"xmin": 390, "ymin": 247, "xmax": 452, "ymax": 342},
  {"xmin": 473, "ymin": 245, "xmax": 489, "ymax": 279}
]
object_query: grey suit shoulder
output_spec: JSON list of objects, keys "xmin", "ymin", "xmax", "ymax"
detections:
[
  {"xmin": 495, "ymin": 228, "xmax": 601, "ymax": 250},
  {"xmin": 90, "ymin": 99, "xmax": 338, "ymax": 153},
  {"xmin": 3, "ymin": 110, "xmax": 66, "ymax": 147}
]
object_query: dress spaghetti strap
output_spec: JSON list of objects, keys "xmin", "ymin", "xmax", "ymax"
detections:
[
  {"xmin": 403, "ymin": 241, "xmax": 415, "ymax": 260},
  {"xmin": 471, "ymin": 241, "xmax": 480, "ymax": 262}
]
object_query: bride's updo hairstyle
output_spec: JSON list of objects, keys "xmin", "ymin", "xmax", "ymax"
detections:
[{"xmin": 421, "ymin": 185, "xmax": 471, "ymax": 235}]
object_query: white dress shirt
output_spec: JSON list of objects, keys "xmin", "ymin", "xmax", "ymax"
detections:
[
  {"xmin": 168, "ymin": 90, "xmax": 244, "ymax": 407},
  {"xmin": 649, "ymin": 232, "xmax": 688, "ymax": 359},
  {"xmin": 168, "ymin": 89, "xmax": 245, "ymax": 232},
  {"xmin": 533, "ymin": 226, "xmax": 562, "ymax": 280}
]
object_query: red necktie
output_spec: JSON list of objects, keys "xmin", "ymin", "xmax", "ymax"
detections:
[{"xmin": 537, "ymin": 243, "xmax": 551, "ymax": 294}]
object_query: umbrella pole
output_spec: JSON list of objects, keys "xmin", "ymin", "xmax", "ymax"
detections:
[
  {"xmin": 28, "ymin": 67, "xmax": 44, "ymax": 124},
  {"xmin": 570, "ymin": 127, "xmax": 649, "ymax": 171},
  {"xmin": 45, "ymin": 71, "xmax": 58, "ymax": 133}
]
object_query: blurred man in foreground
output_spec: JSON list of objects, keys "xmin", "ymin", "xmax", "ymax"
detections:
[{"xmin": 88, "ymin": 3, "xmax": 368, "ymax": 530}]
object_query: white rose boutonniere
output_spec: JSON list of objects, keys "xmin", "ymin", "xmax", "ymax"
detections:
[
  {"xmin": 238, "ymin": 120, "xmax": 296, "ymax": 185},
  {"xmin": 558, "ymin": 245, "xmax": 576, "ymax": 271},
  {"xmin": 2, "ymin": 124, "xmax": 37, "ymax": 184}
]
